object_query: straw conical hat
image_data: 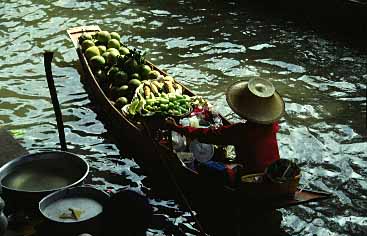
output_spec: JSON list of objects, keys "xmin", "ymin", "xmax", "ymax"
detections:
[{"xmin": 226, "ymin": 78, "xmax": 285, "ymax": 124}]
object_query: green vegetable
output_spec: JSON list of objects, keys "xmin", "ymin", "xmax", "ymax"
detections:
[
  {"xmin": 160, "ymin": 103, "xmax": 169, "ymax": 110},
  {"xmin": 135, "ymin": 100, "xmax": 145, "ymax": 113},
  {"xmin": 168, "ymin": 102, "xmax": 175, "ymax": 109},
  {"xmin": 172, "ymin": 110, "xmax": 181, "ymax": 116},
  {"xmin": 145, "ymin": 105, "xmax": 153, "ymax": 111},
  {"xmin": 160, "ymin": 93, "xmax": 168, "ymax": 99},
  {"xmin": 128, "ymin": 99, "xmax": 140, "ymax": 115},
  {"xmin": 146, "ymin": 98, "xmax": 156, "ymax": 105},
  {"xmin": 158, "ymin": 98, "xmax": 169, "ymax": 104},
  {"xmin": 175, "ymin": 94, "xmax": 184, "ymax": 100}
]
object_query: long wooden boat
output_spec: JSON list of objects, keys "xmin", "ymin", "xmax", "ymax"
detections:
[{"xmin": 67, "ymin": 25, "xmax": 332, "ymax": 210}]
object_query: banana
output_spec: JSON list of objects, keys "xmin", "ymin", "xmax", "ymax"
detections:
[
  {"xmin": 144, "ymin": 85, "xmax": 151, "ymax": 98},
  {"xmin": 149, "ymin": 81, "xmax": 160, "ymax": 96},
  {"xmin": 152, "ymin": 80, "xmax": 164, "ymax": 90},
  {"xmin": 164, "ymin": 81, "xmax": 175, "ymax": 94},
  {"xmin": 163, "ymin": 76, "xmax": 174, "ymax": 82},
  {"xmin": 174, "ymin": 83, "xmax": 183, "ymax": 95}
]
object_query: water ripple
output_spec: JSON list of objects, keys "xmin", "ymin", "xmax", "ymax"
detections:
[{"xmin": 1, "ymin": 0, "xmax": 366, "ymax": 235}]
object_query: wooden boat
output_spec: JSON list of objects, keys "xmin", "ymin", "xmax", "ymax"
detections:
[{"xmin": 67, "ymin": 25, "xmax": 332, "ymax": 210}]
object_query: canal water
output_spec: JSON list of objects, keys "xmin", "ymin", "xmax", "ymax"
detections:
[{"xmin": 1, "ymin": 0, "xmax": 366, "ymax": 235}]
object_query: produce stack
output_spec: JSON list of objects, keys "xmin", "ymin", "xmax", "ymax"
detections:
[
  {"xmin": 78, "ymin": 30, "xmax": 193, "ymax": 118},
  {"xmin": 127, "ymin": 76, "xmax": 192, "ymax": 117}
]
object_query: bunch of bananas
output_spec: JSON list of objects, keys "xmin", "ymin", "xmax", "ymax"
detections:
[
  {"xmin": 140, "ymin": 76, "xmax": 183, "ymax": 99},
  {"xmin": 125, "ymin": 76, "xmax": 191, "ymax": 117}
]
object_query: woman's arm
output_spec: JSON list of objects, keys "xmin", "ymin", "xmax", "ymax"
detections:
[{"xmin": 166, "ymin": 117, "xmax": 243, "ymax": 145}]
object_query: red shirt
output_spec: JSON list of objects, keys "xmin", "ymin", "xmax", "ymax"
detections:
[{"xmin": 174, "ymin": 121, "xmax": 280, "ymax": 173}]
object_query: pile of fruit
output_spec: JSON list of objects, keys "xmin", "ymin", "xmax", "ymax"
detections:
[
  {"xmin": 78, "ymin": 30, "xmax": 176, "ymax": 111},
  {"xmin": 127, "ymin": 75, "xmax": 192, "ymax": 116}
]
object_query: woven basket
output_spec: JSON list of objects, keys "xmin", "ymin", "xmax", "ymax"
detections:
[{"xmin": 239, "ymin": 172, "xmax": 301, "ymax": 199}]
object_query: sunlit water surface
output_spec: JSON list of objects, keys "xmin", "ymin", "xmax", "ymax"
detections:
[{"xmin": 0, "ymin": 0, "xmax": 366, "ymax": 235}]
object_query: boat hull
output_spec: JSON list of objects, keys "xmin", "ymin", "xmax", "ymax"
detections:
[{"xmin": 67, "ymin": 25, "xmax": 332, "ymax": 209}]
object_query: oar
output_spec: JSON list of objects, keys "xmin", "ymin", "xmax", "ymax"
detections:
[{"xmin": 44, "ymin": 51, "xmax": 67, "ymax": 151}]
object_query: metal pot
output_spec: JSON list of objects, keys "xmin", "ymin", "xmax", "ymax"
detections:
[
  {"xmin": 0, "ymin": 151, "xmax": 89, "ymax": 214},
  {"xmin": 38, "ymin": 186, "xmax": 109, "ymax": 235},
  {"xmin": 0, "ymin": 197, "xmax": 7, "ymax": 236}
]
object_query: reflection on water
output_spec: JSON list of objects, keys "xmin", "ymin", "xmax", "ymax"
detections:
[{"xmin": 0, "ymin": 0, "xmax": 366, "ymax": 235}]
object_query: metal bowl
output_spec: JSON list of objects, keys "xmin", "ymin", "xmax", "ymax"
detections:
[
  {"xmin": 0, "ymin": 151, "xmax": 89, "ymax": 213},
  {"xmin": 38, "ymin": 186, "xmax": 109, "ymax": 235}
]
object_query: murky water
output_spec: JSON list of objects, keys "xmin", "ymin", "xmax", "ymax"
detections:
[{"xmin": 1, "ymin": 0, "xmax": 366, "ymax": 235}]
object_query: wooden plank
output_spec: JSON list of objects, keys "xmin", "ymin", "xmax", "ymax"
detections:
[{"xmin": 0, "ymin": 129, "xmax": 28, "ymax": 167}]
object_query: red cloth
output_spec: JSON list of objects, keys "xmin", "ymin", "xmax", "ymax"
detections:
[{"xmin": 174, "ymin": 121, "xmax": 280, "ymax": 173}]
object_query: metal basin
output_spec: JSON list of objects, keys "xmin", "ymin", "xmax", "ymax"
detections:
[
  {"xmin": 0, "ymin": 151, "xmax": 89, "ymax": 214},
  {"xmin": 38, "ymin": 186, "xmax": 109, "ymax": 235}
]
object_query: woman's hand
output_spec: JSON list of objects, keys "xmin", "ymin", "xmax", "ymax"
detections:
[{"xmin": 165, "ymin": 117, "xmax": 177, "ymax": 130}]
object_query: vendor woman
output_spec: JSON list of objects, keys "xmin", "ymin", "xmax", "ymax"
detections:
[{"xmin": 165, "ymin": 77, "xmax": 285, "ymax": 173}]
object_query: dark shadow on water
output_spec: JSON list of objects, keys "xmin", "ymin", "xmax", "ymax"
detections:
[
  {"xmin": 146, "ymin": 172, "xmax": 293, "ymax": 236},
  {"xmin": 189, "ymin": 187, "xmax": 292, "ymax": 236},
  {"xmin": 237, "ymin": 0, "xmax": 367, "ymax": 52}
]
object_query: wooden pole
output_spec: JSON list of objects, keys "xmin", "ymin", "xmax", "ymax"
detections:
[{"xmin": 44, "ymin": 51, "xmax": 67, "ymax": 151}]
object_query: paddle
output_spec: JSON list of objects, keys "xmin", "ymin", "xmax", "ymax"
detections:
[{"xmin": 44, "ymin": 51, "xmax": 67, "ymax": 151}]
